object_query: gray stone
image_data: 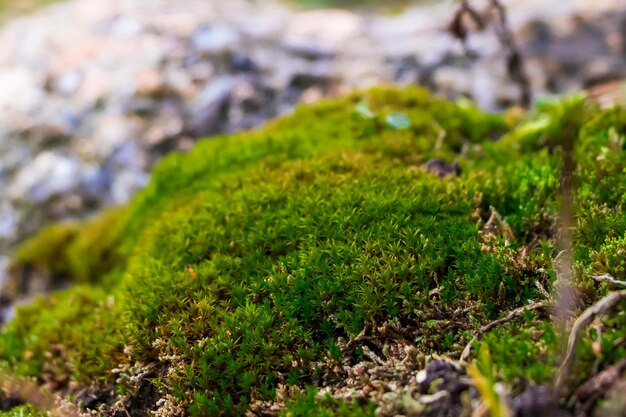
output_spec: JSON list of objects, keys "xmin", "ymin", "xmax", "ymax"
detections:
[
  {"xmin": 52, "ymin": 70, "xmax": 84, "ymax": 96},
  {"xmin": 0, "ymin": 68, "xmax": 44, "ymax": 114},
  {"xmin": 192, "ymin": 25, "xmax": 240, "ymax": 54},
  {"xmin": 0, "ymin": 204, "xmax": 18, "ymax": 241},
  {"xmin": 8, "ymin": 152, "xmax": 81, "ymax": 203},
  {"xmin": 188, "ymin": 75, "xmax": 234, "ymax": 135},
  {"xmin": 0, "ymin": 256, "xmax": 8, "ymax": 287},
  {"xmin": 110, "ymin": 170, "xmax": 149, "ymax": 205}
]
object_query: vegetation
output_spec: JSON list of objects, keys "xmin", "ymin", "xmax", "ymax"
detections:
[
  {"xmin": 2, "ymin": 86, "xmax": 626, "ymax": 415},
  {"xmin": 0, "ymin": 405, "xmax": 46, "ymax": 417}
]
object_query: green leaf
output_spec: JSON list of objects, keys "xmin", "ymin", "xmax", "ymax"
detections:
[
  {"xmin": 385, "ymin": 112, "xmax": 411, "ymax": 130},
  {"xmin": 354, "ymin": 100, "xmax": 376, "ymax": 119}
]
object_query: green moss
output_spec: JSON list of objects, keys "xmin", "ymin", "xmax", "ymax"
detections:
[
  {"xmin": 0, "ymin": 285, "xmax": 122, "ymax": 382},
  {"xmin": 9, "ymin": 207, "xmax": 127, "ymax": 290},
  {"xmin": 281, "ymin": 388, "xmax": 375, "ymax": 417},
  {"xmin": 481, "ymin": 314, "xmax": 558, "ymax": 387},
  {"xmin": 3, "ymin": 87, "xmax": 626, "ymax": 415},
  {"xmin": 0, "ymin": 405, "xmax": 45, "ymax": 417},
  {"xmin": 11, "ymin": 222, "xmax": 79, "ymax": 276}
]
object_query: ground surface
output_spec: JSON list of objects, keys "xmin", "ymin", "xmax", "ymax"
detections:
[{"xmin": 1, "ymin": 87, "xmax": 626, "ymax": 416}]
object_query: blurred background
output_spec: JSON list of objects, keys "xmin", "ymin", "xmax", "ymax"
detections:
[{"xmin": 0, "ymin": 0, "xmax": 625, "ymax": 293}]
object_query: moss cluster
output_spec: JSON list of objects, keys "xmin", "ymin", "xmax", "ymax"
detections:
[
  {"xmin": 2, "ymin": 87, "xmax": 626, "ymax": 415},
  {"xmin": 0, "ymin": 405, "xmax": 45, "ymax": 417}
]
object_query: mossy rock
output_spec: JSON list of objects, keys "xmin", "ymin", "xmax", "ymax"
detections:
[{"xmin": 2, "ymin": 87, "xmax": 626, "ymax": 416}]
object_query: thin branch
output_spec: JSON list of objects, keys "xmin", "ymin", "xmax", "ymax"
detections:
[
  {"xmin": 489, "ymin": 0, "xmax": 531, "ymax": 107},
  {"xmin": 554, "ymin": 289, "xmax": 626, "ymax": 394},
  {"xmin": 591, "ymin": 274, "xmax": 626, "ymax": 288},
  {"xmin": 0, "ymin": 371, "xmax": 85, "ymax": 417},
  {"xmin": 449, "ymin": 0, "xmax": 532, "ymax": 107},
  {"xmin": 460, "ymin": 302, "xmax": 549, "ymax": 362},
  {"xmin": 574, "ymin": 357, "xmax": 626, "ymax": 417}
]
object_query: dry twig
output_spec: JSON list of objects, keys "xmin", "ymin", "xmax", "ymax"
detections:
[
  {"xmin": 460, "ymin": 302, "xmax": 549, "ymax": 362},
  {"xmin": 592, "ymin": 274, "xmax": 626, "ymax": 288},
  {"xmin": 449, "ymin": 0, "xmax": 531, "ymax": 107},
  {"xmin": 0, "ymin": 371, "xmax": 85, "ymax": 417},
  {"xmin": 555, "ymin": 290, "xmax": 626, "ymax": 394},
  {"xmin": 573, "ymin": 357, "xmax": 626, "ymax": 417}
]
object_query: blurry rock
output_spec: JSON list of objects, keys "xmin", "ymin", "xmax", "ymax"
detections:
[
  {"xmin": 472, "ymin": 60, "xmax": 525, "ymax": 110},
  {"xmin": 143, "ymin": 106, "xmax": 185, "ymax": 146},
  {"xmin": 390, "ymin": 55, "xmax": 421, "ymax": 85},
  {"xmin": 0, "ymin": 68, "xmax": 44, "ymax": 113},
  {"xmin": 511, "ymin": 386, "xmax": 567, "ymax": 417},
  {"xmin": 521, "ymin": 20, "xmax": 554, "ymax": 57},
  {"xmin": 52, "ymin": 70, "xmax": 84, "ymax": 96},
  {"xmin": 284, "ymin": 42, "xmax": 336, "ymax": 61},
  {"xmin": 106, "ymin": 15, "xmax": 144, "ymax": 38},
  {"xmin": 284, "ymin": 9, "xmax": 362, "ymax": 58},
  {"xmin": 134, "ymin": 67, "xmax": 164, "ymax": 97},
  {"xmin": 0, "ymin": 256, "xmax": 8, "ymax": 287},
  {"xmin": 227, "ymin": 78, "xmax": 276, "ymax": 132},
  {"xmin": 299, "ymin": 87, "xmax": 324, "ymax": 104},
  {"xmin": 433, "ymin": 66, "xmax": 472, "ymax": 97},
  {"xmin": 288, "ymin": 69, "xmax": 332, "ymax": 91},
  {"xmin": 0, "ymin": 204, "xmax": 19, "ymax": 241},
  {"xmin": 188, "ymin": 61, "xmax": 215, "ymax": 83},
  {"xmin": 188, "ymin": 75, "xmax": 234, "ymax": 135},
  {"xmin": 124, "ymin": 97, "xmax": 160, "ymax": 117},
  {"xmin": 81, "ymin": 115, "xmax": 137, "ymax": 162},
  {"xmin": 76, "ymin": 68, "xmax": 111, "ymax": 104},
  {"xmin": 230, "ymin": 53, "xmax": 258, "ymax": 73},
  {"xmin": 415, "ymin": 359, "xmax": 473, "ymax": 417},
  {"xmin": 80, "ymin": 164, "xmax": 111, "ymax": 201},
  {"xmin": 586, "ymin": 77, "xmax": 626, "ymax": 108},
  {"xmin": 111, "ymin": 170, "xmax": 149, "ymax": 205},
  {"xmin": 192, "ymin": 25, "xmax": 240, "ymax": 54},
  {"xmin": 106, "ymin": 141, "xmax": 146, "ymax": 172},
  {"xmin": 417, "ymin": 359, "xmax": 465, "ymax": 394},
  {"xmin": 8, "ymin": 152, "xmax": 81, "ymax": 203},
  {"xmin": 163, "ymin": 67, "xmax": 194, "ymax": 98},
  {"xmin": 19, "ymin": 104, "xmax": 80, "ymax": 148},
  {"xmin": 0, "ymin": 145, "xmax": 31, "ymax": 179}
]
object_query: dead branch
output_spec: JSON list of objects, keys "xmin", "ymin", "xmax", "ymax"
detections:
[
  {"xmin": 449, "ymin": 0, "xmax": 531, "ymax": 107},
  {"xmin": 460, "ymin": 302, "xmax": 549, "ymax": 362},
  {"xmin": 555, "ymin": 290, "xmax": 626, "ymax": 394},
  {"xmin": 0, "ymin": 371, "xmax": 85, "ymax": 417},
  {"xmin": 592, "ymin": 274, "xmax": 626, "ymax": 288},
  {"xmin": 573, "ymin": 357, "xmax": 626, "ymax": 417},
  {"xmin": 488, "ymin": 0, "xmax": 531, "ymax": 107}
]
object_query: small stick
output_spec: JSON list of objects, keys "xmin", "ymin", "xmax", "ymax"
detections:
[
  {"xmin": 460, "ymin": 302, "xmax": 549, "ymax": 362},
  {"xmin": 591, "ymin": 274, "xmax": 626, "ymax": 288},
  {"xmin": 449, "ymin": 0, "xmax": 532, "ymax": 107},
  {"xmin": 489, "ymin": 0, "xmax": 532, "ymax": 107},
  {"xmin": 554, "ymin": 289, "xmax": 626, "ymax": 394},
  {"xmin": 0, "ymin": 371, "xmax": 84, "ymax": 417}
]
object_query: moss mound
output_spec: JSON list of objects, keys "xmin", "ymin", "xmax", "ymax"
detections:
[{"xmin": 3, "ymin": 87, "xmax": 626, "ymax": 415}]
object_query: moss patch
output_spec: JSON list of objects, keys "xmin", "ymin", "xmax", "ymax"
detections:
[
  {"xmin": 0, "ymin": 405, "xmax": 45, "ymax": 417},
  {"xmin": 2, "ymin": 87, "xmax": 626, "ymax": 415}
]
